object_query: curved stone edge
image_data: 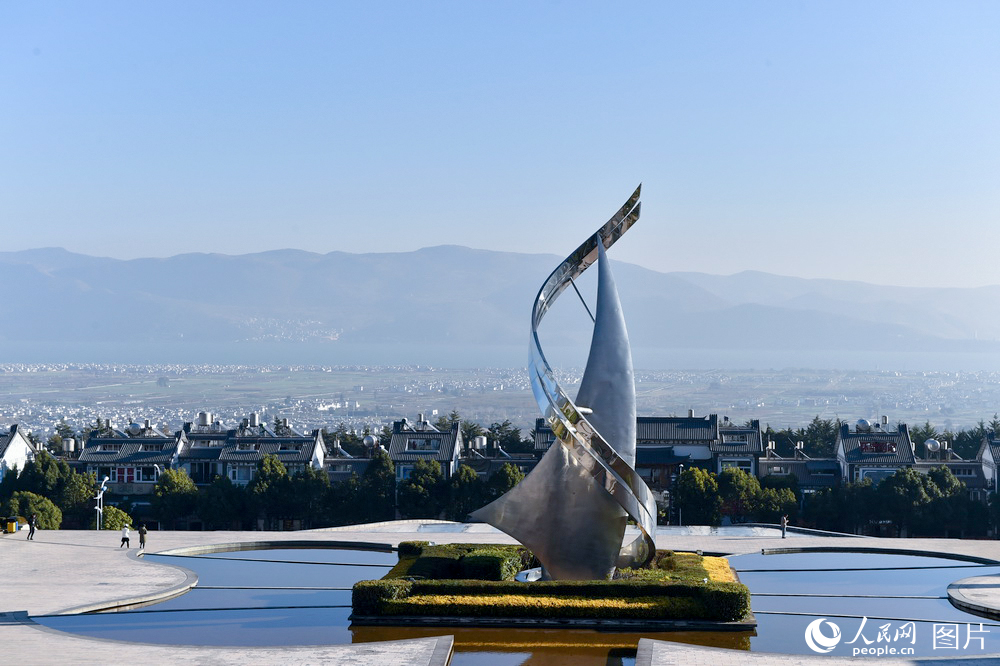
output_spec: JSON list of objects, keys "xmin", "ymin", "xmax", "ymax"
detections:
[
  {"xmin": 52, "ymin": 540, "xmax": 394, "ymax": 614},
  {"xmin": 949, "ymin": 575, "xmax": 1000, "ymax": 621},
  {"xmin": 1, "ymin": 611, "xmax": 454, "ymax": 666},
  {"xmin": 154, "ymin": 538, "xmax": 395, "ymax": 557},
  {"xmin": 760, "ymin": 545, "xmax": 1000, "ymax": 565},
  {"xmin": 637, "ymin": 637, "xmax": 1000, "ymax": 665},
  {"xmin": 55, "ymin": 549, "xmax": 200, "ymax": 615}
]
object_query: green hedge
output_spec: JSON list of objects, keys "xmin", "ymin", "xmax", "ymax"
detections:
[
  {"xmin": 355, "ymin": 545, "xmax": 751, "ymax": 622},
  {"xmin": 354, "ymin": 578, "xmax": 750, "ymax": 621},
  {"xmin": 400, "ymin": 543, "xmax": 528, "ymax": 581},
  {"xmin": 352, "ymin": 579, "xmax": 413, "ymax": 615},
  {"xmin": 396, "ymin": 541, "xmax": 429, "ymax": 558}
]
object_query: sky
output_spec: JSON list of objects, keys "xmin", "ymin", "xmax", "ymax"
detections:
[{"xmin": 2, "ymin": 2, "xmax": 998, "ymax": 288}]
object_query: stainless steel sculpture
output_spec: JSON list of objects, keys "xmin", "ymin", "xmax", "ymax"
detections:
[{"xmin": 471, "ymin": 186, "xmax": 657, "ymax": 580}]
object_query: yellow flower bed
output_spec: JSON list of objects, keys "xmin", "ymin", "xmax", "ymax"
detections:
[{"xmin": 703, "ymin": 556, "xmax": 736, "ymax": 583}]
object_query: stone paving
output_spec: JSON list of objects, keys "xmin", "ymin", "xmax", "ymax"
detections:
[{"xmin": 4, "ymin": 521, "xmax": 1000, "ymax": 664}]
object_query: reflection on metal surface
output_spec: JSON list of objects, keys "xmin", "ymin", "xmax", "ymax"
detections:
[{"xmin": 471, "ymin": 186, "xmax": 656, "ymax": 580}]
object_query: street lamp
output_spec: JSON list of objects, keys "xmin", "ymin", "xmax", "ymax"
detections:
[
  {"xmin": 677, "ymin": 464, "xmax": 685, "ymax": 527},
  {"xmin": 94, "ymin": 476, "xmax": 109, "ymax": 530}
]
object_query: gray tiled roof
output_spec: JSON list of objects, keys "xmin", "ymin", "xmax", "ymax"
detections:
[
  {"xmin": 388, "ymin": 421, "xmax": 461, "ymax": 463},
  {"xmin": 78, "ymin": 436, "xmax": 178, "ymax": 465},
  {"xmin": 712, "ymin": 420, "xmax": 764, "ymax": 454},
  {"xmin": 637, "ymin": 415, "xmax": 719, "ymax": 443},
  {"xmin": 838, "ymin": 423, "xmax": 915, "ymax": 465},
  {"xmin": 218, "ymin": 438, "xmax": 318, "ymax": 464}
]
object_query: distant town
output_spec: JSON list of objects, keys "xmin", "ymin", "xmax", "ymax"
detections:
[{"xmin": 4, "ymin": 363, "xmax": 1000, "ymax": 442}]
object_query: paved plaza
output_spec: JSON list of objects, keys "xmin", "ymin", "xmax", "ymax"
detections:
[{"xmin": 4, "ymin": 521, "xmax": 1000, "ymax": 664}]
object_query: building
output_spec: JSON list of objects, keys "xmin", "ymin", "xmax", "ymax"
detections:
[
  {"xmin": 835, "ymin": 418, "xmax": 915, "ymax": 483},
  {"xmin": 0, "ymin": 424, "xmax": 38, "ymax": 484},
  {"xmin": 387, "ymin": 415, "xmax": 462, "ymax": 482},
  {"xmin": 176, "ymin": 412, "xmax": 326, "ymax": 486},
  {"xmin": 76, "ymin": 420, "xmax": 179, "ymax": 494}
]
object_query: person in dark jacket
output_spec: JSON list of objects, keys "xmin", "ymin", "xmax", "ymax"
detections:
[{"xmin": 27, "ymin": 514, "xmax": 36, "ymax": 540}]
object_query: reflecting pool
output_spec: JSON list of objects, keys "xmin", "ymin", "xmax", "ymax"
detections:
[{"xmin": 31, "ymin": 545, "xmax": 1000, "ymax": 663}]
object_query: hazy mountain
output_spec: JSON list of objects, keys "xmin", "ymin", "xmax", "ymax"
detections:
[{"xmin": 1, "ymin": 247, "xmax": 998, "ymax": 360}]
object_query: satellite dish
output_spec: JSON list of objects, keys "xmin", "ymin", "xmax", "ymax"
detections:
[{"xmin": 925, "ymin": 438, "xmax": 941, "ymax": 453}]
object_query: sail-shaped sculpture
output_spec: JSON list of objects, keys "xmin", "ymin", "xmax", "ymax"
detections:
[{"xmin": 470, "ymin": 186, "xmax": 657, "ymax": 580}]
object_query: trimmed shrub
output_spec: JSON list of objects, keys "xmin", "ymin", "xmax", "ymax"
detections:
[
  {"xmin": 406, "ymin": 544, "xmax": 472, "ymax": 579},
  {"xmin": 458, "ymin": 546, "xmax": 527, "ymax": 581},
  {"xmin": 353, "ymin": 546, "xmax": 751, "ymax": 623},
  {"xmin": 397, "ymin": 541, "xmax": 429, "ymax": 558},
  {"xmin": 352, "ymin": 579, "xmax": 413, "ymax": 615}
]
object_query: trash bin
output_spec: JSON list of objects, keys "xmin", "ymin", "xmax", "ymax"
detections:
[{"xmin": 5, "ymin": 517, "xmax": 17, "ymax": 534}]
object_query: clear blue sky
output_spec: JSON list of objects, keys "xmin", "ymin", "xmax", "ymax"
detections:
[{"xmin": 2, "ymin": 2, "xmax": 997, "ymax": 288}]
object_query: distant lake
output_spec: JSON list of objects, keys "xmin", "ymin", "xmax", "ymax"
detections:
[{"xmin": 3, "ymin": 341, "xmax": 1000, "ymax": 373}]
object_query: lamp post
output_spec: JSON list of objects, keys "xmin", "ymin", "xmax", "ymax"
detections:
[
  {"xmin": 94, "ymin": 476, "xmax": 109, "ymax": 530},
  {"xmin": 677, "ymin": 464, "xmax": 684, "ymax": 527}
]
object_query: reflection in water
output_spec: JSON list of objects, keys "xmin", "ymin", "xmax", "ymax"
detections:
[
  {"xmin": 36, "ymin": 545, "xmax": 998, "ymax": 660},
  {"xmin": 352, "ymin": 625, "xmax": 753, "ymax": 664}
]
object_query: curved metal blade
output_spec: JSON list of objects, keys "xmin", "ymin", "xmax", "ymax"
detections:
[{"xmin": 471, "ymin": 185, "xmax": 656, "ymax": 579}]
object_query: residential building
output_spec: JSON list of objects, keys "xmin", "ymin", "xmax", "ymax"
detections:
[
  {"xmin": 0, "ymin": 424, "xmax": 38, "ymax": 484},
  {"xmin": 387, "ymin": 415, "xmax": 462, "ymax": 482}
]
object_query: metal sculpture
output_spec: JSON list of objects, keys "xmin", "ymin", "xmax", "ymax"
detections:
[{"xmin": 471, "ymin": 186, "xmax": 656, "ymax": 580}]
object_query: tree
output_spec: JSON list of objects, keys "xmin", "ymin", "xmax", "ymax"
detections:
[
  {"xmin": 151, "ymin": 469, "xmax": 198, "ymax": 529},
  {"xmin": 756, "ymin": 487, "xmax": 798, "ymax": 524},
  {"xmin": 909, "ymin": 421, "xmax": 940, "ymax": 455},
  {"xmin": 878, "ymin": 468, "xmax": 940, "ymax": 537},
  {"xmin": 397, "ymin": 459, "xmax": 445, "ymax": 519},
  {"xmin": 486, "ymin": 462, "xmax": 524, "ymax": 502},
  {"xmin": 289, "ymin": 465, "xmax": 330, "ymax": 528},
  {"xmin": 95, "ymin": 505, "xmax": 132, "ymax": 531},
  {"xmin": 487, "ymin": 420, "xmax": 531, "ymax": 454},
  {"xmin": 3, "ymin": 491, "xmax": 62, "ymax": 529},
  {"xmin": 198, "ymin": 475, "xmax": 250, "ymax": 530},
  {"xmin": 445, "ymin": 464, "xmax": 485, "ymax": 521},
  {"xmin": 674, "ymin": 467, "xmax": 722, "ymax": 526},
  {"xmin": 59, "ymin": 470, "xmax": 98, "ymax": 529},
  {"xmin": 718, "ymin": 468, "xmax": 761, "ymax": 523},
  {"xmin": 357, "ymin": 449, "xmax": 395, "ymax": 523},
  {"xmin": 249, "ymin": 454, "xmax": 292, "ymax": 527}
]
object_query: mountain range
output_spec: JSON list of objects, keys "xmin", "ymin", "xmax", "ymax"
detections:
[{"xmin": 2, "ymin": 246, "xmax": 999, "ymax": 360}]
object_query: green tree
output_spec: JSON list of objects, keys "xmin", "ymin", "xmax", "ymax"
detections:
[
  {"xmin": 487, "ymin": 420, "xmax": 531, "ymax": 454},
  {"xmin": 674, "ymin": 467, "xmax": 722, "ymax": 526},
  {"xmin": 357, "ymin": 449, "xmax": 395, "ymax": 523},
  {"xmin": 151, "ymin": 469, "xmax": 198, "ymax": 529},
  {"xmin": 909, "ymin": 421, "xmax": 940, "ymax": 455},
  {"xmin": 249, "ymin": 454, "xmax": 292, "ymax": 527},
  {"xmin": 94, "ymin": 505, "xmax": 132, "ymax": 531},
  {"xmin": 3, "ymin": 491, "xmax": 62, "ymax": 529},
  {"xmin": 486, "ymin": 462, "xmax": 524, "ymax": 502},
  {"xmin": 289, "ymin": 465, "xmax": 330, "ymax": 528},
  {"xmin": 756, "ymin": 487, "xmax": 798, "ymax": 524},
  {"xmin": 718, "ymin": 468, "xmax": 761, "ymax": 523},
  {"xmin": 397, "ymin": 459, "xmax": 445, "ymax": 519},
  {"xmin": 198, "ymin": 475, "xmax": 250, "ymax": 530},
  {"xmin": 59, "ymin": 470, "xmax": 98, "ymax": 528},
  {"xmin": 445, "ymin": 464, "xmax": 485, "ymax": 521},
  {"xmin": 878, "ymin": 468, "xmax": 940, "ymax": 536}
]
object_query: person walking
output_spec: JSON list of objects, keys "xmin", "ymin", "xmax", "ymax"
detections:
[
  {"xmin": 780, "ymin": 514, "xmax": 789, "ymax": 539},
  {"xmin": 27, "ymin": 514, "xmax": 36, "ymax": 540},
  {"xmin": 120, "ymin": 524, "xmax": 131, "ymax": 548},
  {"xmin": 138, "ymin": 523, "xmax": 147, "ymax": 550}
]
